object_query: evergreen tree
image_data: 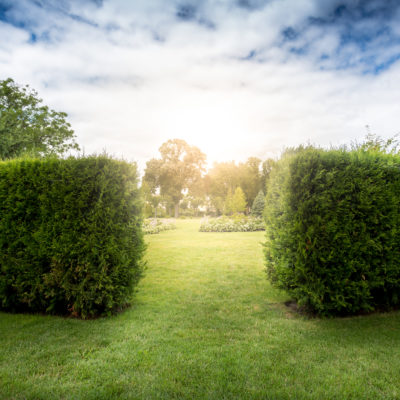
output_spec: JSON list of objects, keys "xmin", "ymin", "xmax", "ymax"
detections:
[{"xmin": 251, "ymin": 190, "xmax": 265, "ymax": 217}]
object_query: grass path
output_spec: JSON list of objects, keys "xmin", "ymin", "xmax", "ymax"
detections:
[{"xmin": 1, "ymin": 219, "xmax": 400, "ymax": 399}]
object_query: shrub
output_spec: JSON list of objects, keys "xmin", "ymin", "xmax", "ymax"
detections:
[
  {"xmin": 0, "ymin": 156, "xmax": 145, "ymax": 318},
  {"xmin": 200, "ymin": 215, "xmax": 265, "ymax": 232},
  {"xmin": 264, "ymin": 147, "xmax": 400, "ymax": 316},
  {"xmin": 143, "ymin": 218, "xmax": 177, "ymax": 234}
]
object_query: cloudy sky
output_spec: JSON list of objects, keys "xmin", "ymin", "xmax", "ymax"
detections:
[{"xmin": 1, "ymin": 0, "xmax": 400, "ymax": 170}]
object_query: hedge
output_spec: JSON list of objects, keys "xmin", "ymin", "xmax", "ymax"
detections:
[
  {"xmin": 0, "ymin": 156, "xmax": 145, "ymax": 318},
  {"xmin": 264, "ymin": 147, "xmax": 400, "ymax": 316}
]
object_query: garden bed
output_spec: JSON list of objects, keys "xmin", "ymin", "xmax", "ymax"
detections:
[
  {"xmin": 143, "ymin": 218, "xmax": 177, "ymax": 234},
  {"xmin": 199, "ymin": 215, "xmax": 265, "ymax": 232}
]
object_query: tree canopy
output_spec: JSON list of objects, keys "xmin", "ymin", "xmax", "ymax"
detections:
[
  {"xmin": 0, "ymin": 78, "xmax": 79, "ymax": 160},
  {"xmin": 143, "ymin": 139, "xmax": 206, "ymax": 217},
  {"xmin": 142, "ymin": 139, "xmax": 276, "ymax": 217},
  {"xmin": 203, "ymin": 157, "xmax": 272, "ymax": 215}
]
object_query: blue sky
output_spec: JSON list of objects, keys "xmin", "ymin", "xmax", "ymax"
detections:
[{"xmin": 1, "ymin": 0, "xmax": 400, "ymax": 168}]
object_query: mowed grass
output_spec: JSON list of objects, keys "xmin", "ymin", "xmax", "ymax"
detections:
[{"xmin": 1, "ymin": 219, "xmax": 400, "ymax": 399}]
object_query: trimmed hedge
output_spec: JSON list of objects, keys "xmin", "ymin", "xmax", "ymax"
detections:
[
  {"xmin": 265, "ymin": 147, "xmax": 400, "ymax": 316},
  {"xmin": 0, "ymin": 156, "xmax": 145, "ymax": 318}
]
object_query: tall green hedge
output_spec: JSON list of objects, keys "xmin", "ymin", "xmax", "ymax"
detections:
[
  {"xmin": 0, "ymin": 156, "xmax": 145, "ymax": 318},
  {"xmin": 264, "ymin": 147, "xmax": 400, "ymax": 316}
]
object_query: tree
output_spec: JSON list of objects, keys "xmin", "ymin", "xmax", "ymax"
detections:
[
  {"xmin": 261, "ymin": 158, "xmax": 276, "ymax": 194},
  {"xmin": 224, "ymin": 188, "xmax": 233, "ymax": 215},
  {"xmin": 251, "ymin": 190, "xmax": 265, "ymax": 217},
  {"xmin": 238, "ymin": 157, "xmax": 263, "ymax": 210},
  {"xmin": 188, "ymin": 195, "xmax": 204, "ymax": 217},
  {"xmin": 0, "ymin": 78, "xmax": 79, "ymax": 159},
  {"xmin": 205, "ymin": 161, "xmax": 240, "ymax": 215},
  {"xmin": 231, "ymin": 187, "xmax": 246, "ymax": 214},
  {"xmin": 141, "ymin": 180, "xmax": 161, "ymax": 218},
  {"xmin": 212, "ymin": 196, "xmax": 225, "ymax": 216},
  {"xmin": 143, "ymin": 139, "xmax": 206, "ymax": 218}
]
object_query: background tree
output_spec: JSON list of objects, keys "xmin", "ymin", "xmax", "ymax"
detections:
[
  {"xmin": 141, "ymin": 180, "xmax": 161, "ymax": 218},
  {"xmin": 231, "ymin": 186, "xmax": 246, "ymax": 214},
  {"xmin": 142, "ymin": 159, "xmax": 163, "ymax": 217},
  {"xmin": 0, "ymin": 78, "xmax": 79, "ymax": 159},
  {"xmin": 188, "ymin": 195, "xmax": 204, "ymax": 217},
  {"xmin": 238, "ymin": 157, "xmax": 263, "ymax": 210},
  {"xmin": 205, "ymin": 158, "xmax": 264, "ymax": 214},
  {"xmin": 183, "ymin": 171, "xmax": 207, "ymax": 216},
  {"xmin": 261, "ymin": 158, "xmax": 276, "ymax": 194},
  {"xmin": 179, "ymin": 194, "xmax": 206, "ymax": 217},
  {"xmin": 205, "ymin": 161, "xmax": 240, "ymax": 215},
  {"xmin": 143, "ymin": 139, "xmax": 206, "ymax": 218},
  {"xmin": 251, "ymin": 190, "xmax": 265, "ymax": 217},
  {"xmin": 223, "ymin": 188, "xmax": 233, "ymax": 215},
  {"xmin": 207, "ymin": 162, "xmax": 239, "ymax": 197},
  {"xmin": 212, "ymin": 196, "xmax": 225, "ymax": 216}
]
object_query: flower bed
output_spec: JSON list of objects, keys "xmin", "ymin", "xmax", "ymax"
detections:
[
  {"xmin": 199, "ymin": 216, "xmax": 265, "ymax": 232},
  {"xmin": 143, "ymin": 218, "xmax": 177, "ymax": 234}
]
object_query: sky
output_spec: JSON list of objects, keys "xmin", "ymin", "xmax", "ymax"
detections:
[{"xmin": 1, "ymin": 0, "xmax": 400, "ymax": 171}]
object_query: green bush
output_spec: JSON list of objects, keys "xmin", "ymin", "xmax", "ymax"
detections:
[
  {"xmin": 265, "ymin": 147, "xmax": 400, "ymax": 316},
  {"xmin": 0, "ymin": 156, "xmax": 145, "ymax": 318},
  {"xmin": 200, "ymin": 215, "xmax": 265, "ymax": 232},
  {"xmin": 143, "ymin": 218, "xmax": 177, "ymax": 234}
]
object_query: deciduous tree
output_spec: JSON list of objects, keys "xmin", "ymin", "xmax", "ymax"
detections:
[
  {"xmin": 0, "ymin": 78, "xmax": 79, "ymax": 159},
  {"xmin": 231, "ymin": 186, "xmax": 246, "ymax": 214},
  {"xmin": 143, "ymin": 139, "xmax": 206, "ymax": 217},
  {"xmin": 239, "ymin": 157, "xmax": 263, "ymax": 209}
]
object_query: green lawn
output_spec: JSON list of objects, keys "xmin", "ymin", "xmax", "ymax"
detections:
[{"xmin": 1, "ymin": 219, "xmax": 400, "ymax": 399}]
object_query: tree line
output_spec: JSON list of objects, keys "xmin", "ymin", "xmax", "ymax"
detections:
[{"xmin": 142, "ymin": 138, "xmax": 274, "ymax": 218}]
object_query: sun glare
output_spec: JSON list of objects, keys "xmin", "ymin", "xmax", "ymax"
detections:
[{"xmin": 159, "ymin": 98, "xmax": 248, "ymax": 166}]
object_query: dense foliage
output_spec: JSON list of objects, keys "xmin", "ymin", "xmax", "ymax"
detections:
[
  {"xmin": 143, "ymin": 219, "xmax": 177, "ymax": 234},
  {"xmin": 264, "ymin": 147, "xmax": 400, "ymax": 316},
  {"xmin": 200, "ymin": 215, "xmax": 265, "ymax": 232},
  {"xmin": 0, "ymin": 78, "xmax": 79, "ymax": 159},
  {"xmin": 0, "ymin": 156, "xmax": 145, "ymax": 318}
]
